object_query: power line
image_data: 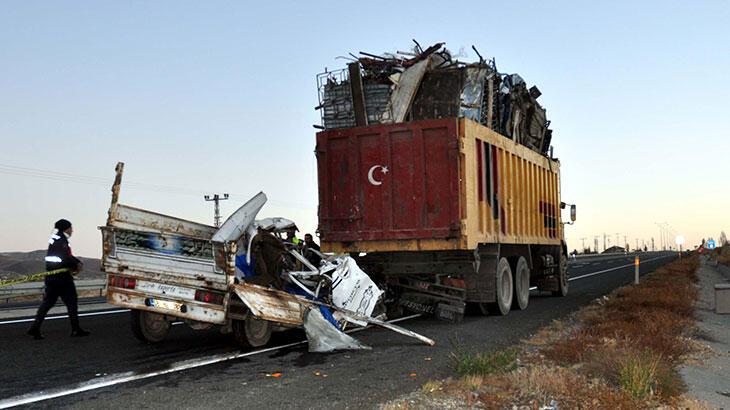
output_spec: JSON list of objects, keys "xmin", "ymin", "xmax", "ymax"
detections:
[{"xmin": 0, "ymin": 162, "xmax": 316, "ymax": 211}]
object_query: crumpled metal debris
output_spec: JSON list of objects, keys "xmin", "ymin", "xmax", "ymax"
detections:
[
  {"xmin": 316, "ymin": 40, "xmax": 553, "ymax": 156},
  {"xmin": 216, "ymin": 193, "xmax": 435, "ymax": 351},
  {"xmin": 303, "ymin": 307, "xmax": 371, "ymax": 352}
]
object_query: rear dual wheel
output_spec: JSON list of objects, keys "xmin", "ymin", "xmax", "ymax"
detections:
[
  {"xmin": 512, "ymin": 256, "xmax": 530, "ymax": 310},
  {"xmin": 552, "ymin": 253, "xmax": 569, "ymax": 297},
  {"xmin": 478, "ymin": 257, "xmax": 513, "ymax": 316}
]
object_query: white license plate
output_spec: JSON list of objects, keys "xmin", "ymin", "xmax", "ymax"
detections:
[
  {"xmin": 149, "ymin": 298, "xmax": 182, "ymax": 312},
  {"xmin": 137, "ymin": 280, "xmax": 195, "ymax": 300}
]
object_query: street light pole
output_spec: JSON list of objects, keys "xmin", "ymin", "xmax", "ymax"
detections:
[{"xmin": 204, "ymin": 193, "xmax": 229, "ymax": 228}]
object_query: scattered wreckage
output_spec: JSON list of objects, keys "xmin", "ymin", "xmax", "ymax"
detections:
[{"xmin": 101, "ymin": 163, "xmax": 433, "ymax": 351}]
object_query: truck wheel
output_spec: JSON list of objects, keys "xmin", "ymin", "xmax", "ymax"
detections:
[
  {"xmin": 131, "ymin": 309, "xmax": 171, "ymax": 343},
  {"xmin": 488, "ymin": 257, "xmax": 513, "ymax": 315},
  {"xmin": 233, "ymin": 315, "xmax": 272, "ymax": 348},
  {"xmin": 512, "ymin": 256, "xmax": 530, "ymax": 310},
  {"xmin": 552, "ymin": 253, "xmax": 569, "ymax": 297}
]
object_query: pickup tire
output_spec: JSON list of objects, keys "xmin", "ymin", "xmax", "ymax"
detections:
[
  {"xmin": 233, "ymin": 315, "xmax": 272, "ymax": 348},
  {"xmin": 512, "ymin": 256, "xmax": 530, "ymax": 310},
  {"xmin": 131, "ymin": 309, "xmax": 171, "ymax": 343},
  {"xmin": 488, "ymin": 257, "xmax": 513, "ymax": 315}
]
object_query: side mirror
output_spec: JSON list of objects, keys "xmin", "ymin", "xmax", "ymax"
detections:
[{"xmin": 570, "ymin": 204, "xmax": 577, "ymax": 222}]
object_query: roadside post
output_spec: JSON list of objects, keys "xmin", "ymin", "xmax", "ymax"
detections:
[
  {"xmin": 634, "ymin": 256, "xmax": 640, "ymax": 285},
  {"xmin": 675, "ymin": 235, "xmax": 685, "ymax": 259}
]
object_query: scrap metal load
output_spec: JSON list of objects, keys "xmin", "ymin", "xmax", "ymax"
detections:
[{"xmin": 316, "ymin": 41, "xmax": 553, "ymax": 155}]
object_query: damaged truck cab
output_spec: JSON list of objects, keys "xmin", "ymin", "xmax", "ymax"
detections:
[
  {"xmin": 100, "ymin": 163, "xmax": 434, "ymax": 349},
  {"xmin": 101, "ymin": 163, "xmax": 287, "ymax": 347}
]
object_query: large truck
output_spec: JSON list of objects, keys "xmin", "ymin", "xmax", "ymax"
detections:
[{"xmin": 315, "ymin": 44, "xmax": 575, "ymax": 319}]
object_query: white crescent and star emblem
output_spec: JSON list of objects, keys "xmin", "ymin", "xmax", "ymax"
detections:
[{"xmin": 367, "ymin": 165, "xmax": 389, "ymax": 186}]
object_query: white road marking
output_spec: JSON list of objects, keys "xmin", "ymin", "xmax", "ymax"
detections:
[
  {"xmin": 0, "ymin": 313, "xmax": 422, "ymax": 409},
  {"xmin": 568, "ymin": 254, "xmax": 673, "ymax": 282},
  {"xmin": 0, "ymin": 309, "xmax": 130, "ymax": 326},
  {"xmin": 529, "ymin": 253, "xmax": 674, "ymax": 291}
]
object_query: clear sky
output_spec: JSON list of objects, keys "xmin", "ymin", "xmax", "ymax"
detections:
[{"xmin": 1, "ymin": 1, "xmax": 728, "ymax": 257}]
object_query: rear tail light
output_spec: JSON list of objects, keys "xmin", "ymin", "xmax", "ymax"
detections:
[
  {"xmin": 194, "ymin": 290, "xmax": 224, "ymax": 305},
  {"xmin": 107, "ymin": 275, "xmax": 136, "ymax": 289}
]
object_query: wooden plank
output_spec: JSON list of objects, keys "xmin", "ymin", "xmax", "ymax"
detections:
[
  {"xmin": 389, "ymin": 58, "xmax": 429, "ymax": 122},
  {"xmin": 348, "ymin": 62, "xmax": 368, "ymax": 127}
]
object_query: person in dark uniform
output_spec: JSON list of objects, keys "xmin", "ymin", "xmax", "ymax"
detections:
[
  {"xmin": 303, "ymin": 233, "xmax": 322, "ymax": 267},
  {"xmin": 27, "ymin": 219, "xmax": 90, "ymax": 339}
]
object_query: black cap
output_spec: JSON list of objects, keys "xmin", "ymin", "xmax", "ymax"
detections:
[{"xmin": 54, "ymin": 219, "xmax": 72, "ymax": 232}]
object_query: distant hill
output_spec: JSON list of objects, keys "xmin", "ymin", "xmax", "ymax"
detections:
[{"xmin": 0, "ymin": 250, "xmax": 104, "ymax": 281}]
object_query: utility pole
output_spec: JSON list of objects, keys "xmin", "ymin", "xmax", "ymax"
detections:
[
  {"xmin": 204, "ymin": 193, "xmax": 229, "ymax": 227},
  {"xmin": 655, "ymin": 223, "xmax": 665, "ymax": 250},
  {"xmin": 603, "ymin": 233, "xmax": 607, "ymax": 253},
  {"xmin": 651, "ymin": 237, "xmax": 655, "ymax": 252},
  {"xmin": 594, "ymin": 236, "xmax": 599, "ymax": 254},
  {"xmin": 624, "ymin": 235, "xmax": 628, "ymax": 250}
]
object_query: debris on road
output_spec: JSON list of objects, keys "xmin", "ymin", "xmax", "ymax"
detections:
[{"xmin": 303, "ymin": 307, "xmax": 370, "ymax": 352}]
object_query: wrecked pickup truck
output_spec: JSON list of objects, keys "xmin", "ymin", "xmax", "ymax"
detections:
[{"xmin": 100, "ymin": 163, "xmax": 433, "ymax": 350}]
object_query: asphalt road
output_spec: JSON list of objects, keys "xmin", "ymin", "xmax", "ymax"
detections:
[{"xmin": 0, "ymin": 252, "xmax": 677, "ymax": 409}]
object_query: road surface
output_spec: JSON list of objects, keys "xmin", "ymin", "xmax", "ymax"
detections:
[{"xmin": 0, "ymin": 252, "xmax": 676, "ymax": 409}]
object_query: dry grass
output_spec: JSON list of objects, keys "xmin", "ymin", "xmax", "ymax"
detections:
[
  {"xmin": 425, "ymin": 255, "xmax": 702, "ymax": 409},
  {"xmin": 468, "ymin": 365, "xmax": 639, "ymax": 409},
  {"xmin": 541, "ymin": 255, "xmax": 699, "ymax": 403}
]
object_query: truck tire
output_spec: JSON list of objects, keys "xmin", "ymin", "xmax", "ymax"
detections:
[
  {"xmin": 233, "ymin": 315, "xmax": 272, "ymax": 348},
  {"xmin": 488, "ymin": 257, "xmax": 513, "ymax": 315},
  {"xmin": 131, "ymin": 309, "xmax": 171, "ymax": 343},
  {"xmin": 552, "ymin": 253, "xmax": 569, "ymax": 297},
  {"xmin": 512, "ymin": 256, "xmax": 530, "ymax": 310}
]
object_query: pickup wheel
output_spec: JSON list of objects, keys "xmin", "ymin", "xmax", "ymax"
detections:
[
  {"xmin": 131, "ymin": 309, "xmax": 171, "ymax": 343},
  {"xmin": 233, "ymin": 315, "xmax": 272, "ymax": 348},
  {"xmin": 488, "ymin": 257, "xmax": 513, "ymax": 315},
  {"xmin": 552, "ymin": 253, "xmax": 569, "ymax": 297},
  {"xmin": 512, "ymin": 256, "xmax": 530, "ymax": 310}
]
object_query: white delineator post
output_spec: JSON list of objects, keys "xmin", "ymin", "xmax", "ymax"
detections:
[{"xmin": 634, "ymin": 256, "xmax": 640, "ymax": 285}]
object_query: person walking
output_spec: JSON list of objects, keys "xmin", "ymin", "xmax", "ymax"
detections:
[{"xmin": 27, "ymin": 219, "xmax": 90, "ymax": 339}]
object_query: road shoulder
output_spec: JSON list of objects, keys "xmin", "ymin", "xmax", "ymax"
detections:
[{"xmin": 680, "ymin": 258, "xmax": 730, "ymax": 408}]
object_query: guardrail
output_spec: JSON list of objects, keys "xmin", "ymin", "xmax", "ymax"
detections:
[{"xmin": 0, "ymin": 280, "xmax": 106, "ymax": 303}]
